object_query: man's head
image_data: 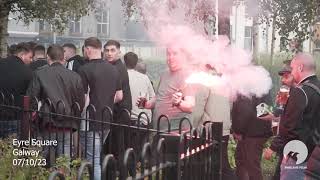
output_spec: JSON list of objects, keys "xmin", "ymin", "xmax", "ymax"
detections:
[
  {"xmin": 33, "ymin": 45, "xmax": 46, "ymax": 60},
  {"xmin": 290, "ymin": 53, "xmax": 316, "ymax": 84},
  {"xmin": 62, "ymin": 43, "xmax": 77, "ymax": 61},
  {"xmin": 166, "ymin": 45, "xmax": 186, "ymax": 72},
  {"xmin": 47, "ymin": 45, "xmax": 64, "ymax": 64},
  {"xmin": 103, "ymin": 40, "xmax": 121, "ymax": 62},
  {"xmin": 83, "ymin": 37, "xmax": 102, "ymax": 60},
  {"xmin": 7, "ymin": 44, "xmax": 17, "ymax": 56},
  {"xmin": 15, "ymin": 42, "xmax": 33, "ymax": 64},
  {"xmin": 124, "ymin": 52, "xmax": 138, "ymax": 69},
  {"xmin": 27, "ymin": 41, "xmax": 37, "ymax": 50},
  {"xmin": 278, "ymin": 60, "xmax": 294, "ymax": 87}
]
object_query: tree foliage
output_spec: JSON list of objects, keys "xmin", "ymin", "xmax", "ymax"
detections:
[
  {"xmin": 121, "ymin": 0, "xmax": 319, "ymax": 52},
  {"xmin": 6, "ymin": 0, "xmax": 94, "ymax": 32},
  {"xmin": 120, "ymin": 0, "xmax": 218, "ymax": 36},
  {"xmin": 0, "ymin": 0, "xmax": 95, "ymax": 57},
  {"xmin": 249, "ymin": 0, "xmax": 320, "ymax": 51}
]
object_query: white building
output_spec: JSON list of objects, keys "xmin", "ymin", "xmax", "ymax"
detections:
[{"xmin": 7, "ymin": 1, "xmax": 318, "ymax": 59}]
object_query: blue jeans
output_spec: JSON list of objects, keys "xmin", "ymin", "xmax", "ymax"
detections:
[
  {"xmin": 280, "ymin": 156, "xmax": 307, "ymax": 180},
  {"xmin": 42, "ymin": 130, "xmax": 72, "ymax": 165},
  {"xmin": 80, "ymin": 131, "xmax": 101, "ymax": 180}
]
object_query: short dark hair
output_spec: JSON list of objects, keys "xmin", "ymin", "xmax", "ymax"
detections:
[
  {"xmin": 8, "ymin": 44, "xmax": 18, "ymax": 56},
  {"xmin": 15, "ymin": 42, "xmax": 33, "ymax": 55},
  {"xmin": 104, "ymin": 40, "xmax": 120, "ymax": 49},
  {"xmin": 33, "ymin": 45, "xmax": 46, "ymax": 55},
  {"xmin": 124, "ymin": 52, "xmax": 138, "ymax": 69},
  {"xmin": 47, "ymin": 45, "xmax": 64, "ymax": 62},
  {"xmin": 84, "ymin": 37, "xmax": 102, "ymax": 49},
  {"xmin": 27, "ymin": 41, "xmax": 37, "ymax": 50},
  {"xmin": 62, "ymin": 43, "xmax": 77, "ymax": 51}
]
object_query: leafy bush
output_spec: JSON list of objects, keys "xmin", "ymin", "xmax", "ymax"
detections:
[{"xmin": 0, "ymin": 135, "xmax": 49, "ymax": 180}]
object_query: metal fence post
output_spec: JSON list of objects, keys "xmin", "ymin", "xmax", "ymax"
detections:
[
  {"xmin": 18, "ymin": 95, "xmax": 30, "ymax": 140},
  {"xmin": 212, "ymin": 122, "xmax": 223, "ymax": 180},
  {"xmin": 160, "ymin": 133, "xmax": 180, "ymax": 180}
]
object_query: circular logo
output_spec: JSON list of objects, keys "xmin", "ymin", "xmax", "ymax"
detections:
[{"xmin": 283, "ymin": 140, "xmax": 308, "ymax": 164}]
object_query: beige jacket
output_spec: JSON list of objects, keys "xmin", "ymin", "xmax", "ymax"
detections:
[{"xmin": 192, "ymin": 86, "xmax": 232, "ymax": 136}]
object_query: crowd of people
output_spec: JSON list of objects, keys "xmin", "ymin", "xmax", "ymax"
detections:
[{"xmin": 0, "ymin": 37, "xmax": 319, "ymax": 180}]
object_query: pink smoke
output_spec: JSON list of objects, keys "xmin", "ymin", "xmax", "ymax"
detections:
[{"xmin": 136, "ymin": 0, "xmax": 272, "ymax": 99}]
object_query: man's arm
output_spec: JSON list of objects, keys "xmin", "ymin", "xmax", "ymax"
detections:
[
  {"xmin": 114, "ymin": 90, "xmax": 123, "ymax": 103},
  {"xmin": 176, "ymin": 95, "xmax": 195, "ymax": 113},
  {"xmin": 191, "ymin": 86, "xmax": 210, "ymax": 127},
  {"xmin": 76, "ymin": 76, "xmax": 85, "ymax": 111},
  {"xmin": 77, "ymin": 68, "xmax": 89, "ymax": 94},
  {"xmin": 114, "ymin": 70, "xmax": 123, "ymax": 103},
  {"xmin": 26, "ymin": 73, "xmax": 41, "ymax": 106},
  {"xmin": 270, "ymin": 87, "xmax": 306, "ymax": 153},
  {"xmin": 77, "ymin": 68, "xmax": 90, "ymax": 113},
  {"xmin": 140, "ymin": 96, "xmax": 155, "ymax": 109},
  {"xmin": 146, "ymin": 76, "xmax": 156, "ymax": 99}
]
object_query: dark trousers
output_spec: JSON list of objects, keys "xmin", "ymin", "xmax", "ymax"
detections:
[
  {"xmin": 235, "ymin": 137, "xmax": 268, "ymax": 180},
  {"xmin": 0, "ymin": 120, "xmax": 19, "ymax": 138},
  {"xmin": 222, "ymin": 135, "xmax": 237, "ymax": 180}
]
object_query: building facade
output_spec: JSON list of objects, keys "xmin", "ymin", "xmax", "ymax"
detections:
[{"xmin": 7, "ymin": 1, "xmax": 318, "ymax": 59}]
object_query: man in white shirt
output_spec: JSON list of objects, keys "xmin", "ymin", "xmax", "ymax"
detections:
[
  {"xmin": 124, "ymin": 52, "xmax": 155, "ymax": 125},
  {"xmin": 124, "ymin": 52, "xmax": 155, "ymax": 152}
]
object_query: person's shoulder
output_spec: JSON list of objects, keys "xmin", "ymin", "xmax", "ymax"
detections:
[
  {"xmin": 132, "ymin": 70, "xmax": 148, "ymax": 79},
  {"xmin": 67, "ymin": 68, "xmax": 82, "ymax": 80},
  {"xmin": 140, "ymin": 72, "xmax": 151, "ymax": 81},
  {"xmin": 289, "ymin": 86, "xmax": 308, "ymax": 101},
  {"xmin": 300, "ymin": 78, "xmax": 320, "ymax": 96},
  {"xmin": 78, "ymin": 61, "xmax": 92, "ymax": 71},
  {"xmin": 116, "ymin": 60, "xmax": 127, "ymax": 71},
  {"xmin": 72, "ymin": 55, "xmax": 85, "ymax": 63},
  {"xmin": 36, "ymin": 64, "xmax": 49, "ymax": 72}
]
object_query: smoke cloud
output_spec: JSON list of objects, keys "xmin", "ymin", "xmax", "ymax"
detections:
[{"xmin": 135, "ymin": 0, "xmax": 272, "ymax": 99}]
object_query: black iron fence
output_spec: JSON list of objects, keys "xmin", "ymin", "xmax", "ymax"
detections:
[{"xmin": 0, "ymin": 94, "xmax": 222, "ymax": 180}]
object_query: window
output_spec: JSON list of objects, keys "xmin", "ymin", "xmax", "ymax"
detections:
[
  {"xmin": 69, "ymin": 17, "xmax": 81, "ymax": 34},
  {"xmin": 244, "ymin": 26, "xmax": 252, "ymax": 50},
  {"xmin": 96, "ymin": 8, "xmax": 110, "ymax": 37},
  {"xmin": 39, "ymin": 20, "xmax": 52, "ymax": 32}
]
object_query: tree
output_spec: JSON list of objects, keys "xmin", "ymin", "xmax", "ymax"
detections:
[
  {"xmin": 122, "ymin": 0, "xmax": 319, "ymax": 58},
  {"xmin": 259, "ymin": 0, "xmax": 319, "ymax": 53},
  {"xmin": 0, "ymin": 0, "xmax": 94, "ymax": 57},
  {"xmin": 120, "ymin": 0, "xmax": 235, "ymax": 38}
]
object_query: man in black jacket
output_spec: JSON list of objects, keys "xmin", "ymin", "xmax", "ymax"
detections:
[
  {"xmin": 26, "ymin": 45, "xmax": 85, "ymax": 158},
  {"xmin": 0, "ymin": 42, "xmax": 33, "ymax": 137},
  {"xmin": 231, "ymin": 94, "xmax": 272, "ymax": 180},
  {"xmin": 63, "ymin": 43, "xmax": 85, "ymax": 73},
  {"xmin": 78, "ymin": 37, "xmax": 123, "ymax": 180},
  {"xmin": 103, "ymin": 40, "xmax": 132, "ymax": 157},
  {"xmin": 264, "ymin": 53, "xmax": 320, "ymax": 180},
  {"xmin": 103, "ymin": 40, "xmax": 132, "ymax": 113}
]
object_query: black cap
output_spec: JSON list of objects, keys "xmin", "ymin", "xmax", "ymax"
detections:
[{"xmin": 278, "ymin": 64, "xmax": 292, "ymax": 76}]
